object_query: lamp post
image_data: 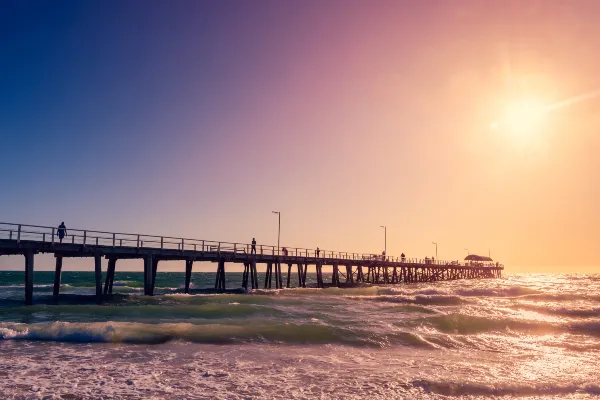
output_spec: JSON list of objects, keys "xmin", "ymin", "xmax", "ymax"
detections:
[
  {"xmin": 432, "ymin": 242, "xmax": 437, "ymax": 260},
  {"xmin": 272, "ymin": 211, "xmax": 281, "ymax": 255},
  {"xmin": 464, "ymin": 248, "xmax": 469, "ymax": 255},
  {"xmin": 380, "ymin": 225, "xmax": 387, "ymax": 258}
]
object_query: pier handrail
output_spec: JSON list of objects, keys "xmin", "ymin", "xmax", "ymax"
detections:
[{"xmin": 0, "ymin": 222, "xmax": 504, "ymax": 268}]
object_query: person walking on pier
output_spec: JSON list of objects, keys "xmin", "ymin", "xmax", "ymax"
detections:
[
  {"xmin": 57, "ymin": 222, "xmax": 67, "ymax": 243},
  {"xmin": 401, "ymin": 253, "xmax": 406, "ymax": 262},
  {"xmin": 251, "ymin": 238, "xmax": 256, "ymax": 254},
  {"xmin": 316, "ymin": 247, "xmax": 320, "ymax": 257}
]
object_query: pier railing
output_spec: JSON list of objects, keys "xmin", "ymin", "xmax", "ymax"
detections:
[{"xmin": 0, "ymin": 222, "xmax": 502, "ymax": 267}]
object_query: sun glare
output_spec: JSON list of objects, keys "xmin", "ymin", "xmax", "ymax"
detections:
[{"xmin": 491, "ymin": 99, "xmax": 547, "ymax": 137}]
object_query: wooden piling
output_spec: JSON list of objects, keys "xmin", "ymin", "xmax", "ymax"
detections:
[
  {"xmin": 302, "ymin": 263, "xmax": 308, "ymax": 287},
  {"xmin": 184, "ymin": 260, "xmax": 193, "ymax": 293},
  {"xmin": 242, "ymin": 262, "xmax": 249, "ymax": 289},
  {"xmin": 265, "ymin": 262, "xmax": 272, "ymax": 289},
  {"xmin": 151, "ymin": 258, "xmax": 159, "ymax": 293},
  {"xmin": 94, "ymin": 255, "xmax": 102, "ymax": 303},
  {"xmin": 286, "ymin": 263, "xmax": 292, "ymax": 288},
  {"xmin": 332, "ymin": 262, "xmax": 339, "ymax": 286},
  {"xmin": 24, "ymin": 250, "xmax": 34, "ymax": 305},
  {"xmin": 250, "ymin": 260, "xmax": 257, "ymax": 289},
  {"xmin": 316, "ymin": 262, "xmax": 323, "ymax": 288},
  {"xmin": 276, "ymin": 262, "xmax": 283, "ymax": 289},
  {"xmin": 53, "ymin": 255, "xmax": 63, "ymax": 298},
  {"xmin": 103, "ymin": 258, "xmax": 115, "ymax": 296},
  {"xmin": 214, "ymin": 259, "xmax": 226, "ymax": 291},
  {"xmin": 297, "ymin": 263, "xmax": 303, "ymax": 288},
  {"xmin": 108, "ymin": 259, "xmax": 116, "ymax": 294},
  {"xmin": 220, "ymin": 259, "xmax": 226, "ymax": 290},
  {"xmin": 143, "ymin": 255, "xmax": 153, "ymax": 296}
]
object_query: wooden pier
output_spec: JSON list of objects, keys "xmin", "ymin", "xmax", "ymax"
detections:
[{"xmin": 0, "ymin": 223, "xmax": 503, "ymax": 305}]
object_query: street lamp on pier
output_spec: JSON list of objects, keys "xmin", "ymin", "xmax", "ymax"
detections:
[
  {"xmin": 380, "ymin": 225, "xmax": 387, "ymax": 258},
  {"xmin": 432, "ymin": 242, "xmax": 437, "ymax": 260},
  {"xmin": 272, "ymin": 211, "xmax": 281, "ymax": 255}
]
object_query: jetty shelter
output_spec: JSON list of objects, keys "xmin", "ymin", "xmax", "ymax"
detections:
[{"xmin": 464, "ymin": 254, "xmax": 494, "ymax": 267}]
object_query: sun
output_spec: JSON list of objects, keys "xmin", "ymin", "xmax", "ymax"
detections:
[{"xmin": 491, "ymin": 99, "xmax": 547, "ymax": 136}]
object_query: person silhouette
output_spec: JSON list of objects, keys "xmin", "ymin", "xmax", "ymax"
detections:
[
  {"xmin": 251, "ymin": 238, "xmax": 256, "ymax": 254},
  {"xmin": 57, "ymin": 222, "xmax": 67, "ymax": 243},
  {"xmin": 316, "ymin": 247, "xmax": 320, "ymax": 257}
]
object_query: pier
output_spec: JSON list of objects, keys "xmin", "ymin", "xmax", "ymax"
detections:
[{"xmin": 0, "ymin": 222, "xmax": 503, "ymax": 305}]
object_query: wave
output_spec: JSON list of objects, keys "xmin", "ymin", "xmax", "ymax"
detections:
[
  {"xmin": 411, "ymin": 379, "xmax": 600, "ymax": 396},
  {"xmin": 520, "ymin": 293, "xmax": 600, "ymax": 302},
  {"xmin": 455, "ymin": 286, "xmax": 540, "ymax": 297},
  {"xmin": 0, "ymin": 321, "xmax": 439, "ymax": 348},
  {"xmin": 346, "ymin": 294, "xmax": 468, "ymax": 306},
  {"xmin": 417, "ymin": 313, "xmax": 600, "ymax": 338},
  {"xmin": 511, "ymin": 303, "xmax": 600, "ymax": 318}
]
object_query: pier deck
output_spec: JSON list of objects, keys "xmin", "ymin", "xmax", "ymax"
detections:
[{"xmin": 0, "ymin": 222, "xmax": 503, "ymax": 304}]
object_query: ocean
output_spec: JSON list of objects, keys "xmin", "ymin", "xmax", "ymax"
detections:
[{"xmin": 0, "ymin": 271, "xmax": 599, "ymax": 399}]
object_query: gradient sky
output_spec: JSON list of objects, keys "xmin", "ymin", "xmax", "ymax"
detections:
[{"xmin": 2, "ymin": 0, "xmax": 600, "ymax": 272}]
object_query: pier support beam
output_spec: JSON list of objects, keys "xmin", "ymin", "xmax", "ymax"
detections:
[
  {"xmin": 297, "ymin": 263, "xmax": 304, "ymax": 288},
  {"xmin": 242, "ymin": 262, "xmax": 249, "ymax": 289},
  {"xmin": 251, "ymin": 260, "xmax": 258, "ymax": 289},
  {"xmin": 94, "ymin": 255, "xmax": 102, "ymax": 303},
  {"xmin": 143, "ymin": 255, "xmax": 154, "ymax": 296},
  {"xmin": 104, "ymin": 258, "xmax": 116, "ymax": 296},
  {"xmin": 316, "ymin": 262, "xmax": 323, "ymax": 288},
  {"xmin": 264, "ymin": 262, "xmax": 273, "ymax": 288},
  {"xmin": 302, "ymin": 263, "xmax": 308, "ymax": 287},
  {"xmin": 214, "ymin": 259, "xmax": 226, "ymax": 291},
  {"xmin": 53, "ymin": 256, "xmax": 63, "ymax": 298},
  {"xmin": 345, "ymin": 265, "xmax": 353, "ymax": 284},
  {"xmin": 277, "ymin": 263, "xmax": 283, "ymax": 289},
  {"xmin": 151, "ymin": 258, "xmax": 159, "ymax": 294},
  {"xmin": 24, "ymin": 250, "xmax": 34, "ymax": 305},
  {"xmin": 332, "ymin": 262, "xmax": 340, "ymax": 287},
  {"xmin": 184, "ymin": 260, "xmax": 193, "ymax": 293},
  {"xmin": 286, "ymin": 264, "xmax": 292, "ymax": 288}
]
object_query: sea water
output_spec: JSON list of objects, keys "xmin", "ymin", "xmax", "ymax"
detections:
[{"xmin": 0, "ymin": 271, "xmax": 599, "ymax": 399}]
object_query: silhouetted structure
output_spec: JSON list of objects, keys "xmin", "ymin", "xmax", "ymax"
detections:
[{"xmin": 0, "ymin": 222, "xmax": 503, "ymax": 305}]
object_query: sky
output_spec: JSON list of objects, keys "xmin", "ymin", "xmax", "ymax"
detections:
[{"xmin": 1, "ymin": 0, "xmax": 600, "ymax": 273}]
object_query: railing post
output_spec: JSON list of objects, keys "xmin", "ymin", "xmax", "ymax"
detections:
[
  {"xmin": 9, "ymin": 230, "xmax": 12, "ymax": 240},
  {"xmin": 96, "ymin": 237, "xmax": 98, "ymax": 246},
  {"xmin": 181, "ymin": 239, "xmax": 184, "ymax": 252},
  {"xmin": 194, "ymin": 244, "xmax": 197, "ymax": 252},
  {"xmin": 83, "ymin": 231, "xmax": 87, "ymax": 246},
  {"xmin": 17, "ymin": 224, "xmax": 21, "ymax": 243},
  {"xmin": 112, "ymin": 233, "xmax": 116, "ymax": 247},
  {"xmin": 120, "ymin": 239, "xmax": 123, "ymax": 246},
  {"xmin": 261, "ymin": 245, "xmax": 263, "ymax": 255},
  {"xmin": 137, "ymin": 235, "xmax": 140, "ymax": 249},
  {"xmin": 160, "ymin": 237, "xmax": 164, "ymax": 249},
  {"xmin": 43, "ymin": 233, "xmax": 45, "ymax": 242},
  {"xmin": 202, "ymin": 240, "xmax": 205, "ymax": 252}
]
